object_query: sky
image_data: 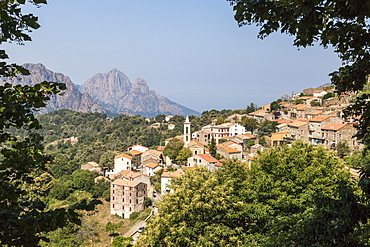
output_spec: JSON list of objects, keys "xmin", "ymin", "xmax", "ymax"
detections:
[{"xmin": 3, "ymin": 0, "xmax": 342, "ymax": 113}]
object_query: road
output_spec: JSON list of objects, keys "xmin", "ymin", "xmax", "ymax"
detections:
[{"xmin": 123, "ymin": 220, "xmax": 147, "ymax": 239}]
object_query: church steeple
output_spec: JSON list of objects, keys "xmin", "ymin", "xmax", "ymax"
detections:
[{"xmin": 184, "ymin": 116, "xmax": 191, "ymax": 145}]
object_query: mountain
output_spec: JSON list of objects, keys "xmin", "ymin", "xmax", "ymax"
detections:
[
  {"xmin": 5, "ymin": 63, "xmax": 109, "ymax": 115},
  {"xmin": 80, "ymin": 69, "xmax": 200, "ymax": 117}
]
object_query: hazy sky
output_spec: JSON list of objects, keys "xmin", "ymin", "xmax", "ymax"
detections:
[{"xmin": 3, "ymin": 0, "xmax": 342, "ymax": 113}]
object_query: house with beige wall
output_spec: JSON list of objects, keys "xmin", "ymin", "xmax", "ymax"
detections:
[{"xmin": 110, "ymin": 180, "xmax": 147, "ymax": 219}]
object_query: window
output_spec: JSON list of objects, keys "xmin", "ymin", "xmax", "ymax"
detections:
[
  {"xmin": 122, "ymin": 191, "xmax": 124, "ymax": 195},
  {"xmin": 122, "ymin": 198, "xmax": 124, "ymax": 202},
  {"xmin": 130, "ymin": 192, "xmax": 132, "ymax": 196},
  {"xmin": 112, "ymin": 196, "xmax": 115, "ymax": 201},
  {"xmin": 122, "ymin": 205, "xmax": 124, "ymax": 210},
  {"xmin": 112, "ymin": 190, "xmax": 115, "ymax": 194},
  {"xmin": 112, "ymin": 204, "xmax": 114, "ymax": 208},
  {"xmin": 136, "ymin": 199, "xmax": 138, "ymax": 204},
  {"xmin": 130, "ymin": 207, "xmax": 132, "ymax": 211},
  {"xmin": 130, "ymin": 199, "xmax": 132, "ymax": 203}
]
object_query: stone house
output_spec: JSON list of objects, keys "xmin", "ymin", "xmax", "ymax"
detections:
[
  {"xmin": 113, "ymin": 170, "xmax": 151, "ymax": 185},
  {"xmin": 143, "ymin": 163, "xmax": 162, "ymax": 176},
  {"xmin": 287, "ymin": 120, "xmax": 309, "ymax": 142},
  {"xmin": 186, "ymin": 140, "xmax": 205, "ymax": 155},
  {"xmin": 321, "ymin": 123, "xmax": 361, "ymax": 151},
  {"xmin": 187, "ymin": 154, "xmax": 219, "ymax": 171},
  {"xmin": 110, "ymin": 180, "xmax": 147, "ymax": 219},
  {"xmin": 192, "ymin": 129, "xmax": 211, "ymax": 145},
  {"xmin": 81, "ymin": 161, "xmax": 102, "ymax": 174},
  {"xmin": 217, "ymin": 146, "xmax": 242, "ymax": 160},
  {"xmin": 308, "ymin": 115, "xmax": 343, "ymax": 145}
]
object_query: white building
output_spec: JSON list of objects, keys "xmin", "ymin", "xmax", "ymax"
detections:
[
  {"xmin": 127, "ymin": 144, "xmax": 149, "ymax": 153},
  {"xmin": 114, "ymin": 153, "xmax": 133, "ymax": 173}
]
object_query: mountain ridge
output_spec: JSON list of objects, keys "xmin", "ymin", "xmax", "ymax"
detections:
[{"xmin": 2, "ymin": 63, "xmax": 200, "ymax": 117}]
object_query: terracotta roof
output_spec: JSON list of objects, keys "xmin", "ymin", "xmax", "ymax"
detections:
[
  {"xmin": 161, "ymin": 169, "xmax": 184, "ymax": 178},
  {"xmin": 220, "ymin": 146, "xmax": 241, "ymax": 154},
  {"xmin": 129, "ymin": 150, "xmax": 143, "ymax": 156},
  {"xmin": 298, "ymin": 96, "xmax": 314, "ymax": 100},
  {"xmin": 145, "ymin": 163, "xmax": 160, "ymax": 169},
  {"xmin": 114, "ymin": 153, "xmax": 132, "ymax": 160},
  {"xmin": 288, "ymin": 121, "xmax": 308, "ymax": 128},
  {"xmin": 313, "ymin": 90, "xmax": 325, "ymax": 93},
  {"xmin": 142, "ymin": 157, "xmax": 159, "ymax": 162},
  {"xmin": 112, "ymin": 179, "xmax": 141, "ymax": 187},
  {"xmin": 291, "ymin": 104, "xmax": 306, "ymax": 109},
  {"xmin": 297, "ymin": 106, "xmax": 311, "ymax": 111},
  {"xmin": 307, "ymin": 110, "xmax": 323, "ymax": 115},
  {"xmin": 215, "ymin": 162, "xmax": 223, "ymax": 167},
  {"xmin": 114, "ymin": 170, "xmax": 149, "ymax": 179},
  {"xmin": 187, "ymin": 140, "xmax": 204, "ymax": 147},
  {"xmin": 321, "ymin": 123, "xmax": 347, "ymax": 131},
  {"xmin": 198, "ymin": 154, "xmax": 219, "ymax": 163},
  {"xmin": 157, "ymin": 146, "xmax": 165, "ymax": 151},
  {"xmin": 310, "ymin": 115, "xmax": 335, "ymax": 122},
  {"xmin": 272, "ymin": 119, "xmax": 291, "ymax": 124}
]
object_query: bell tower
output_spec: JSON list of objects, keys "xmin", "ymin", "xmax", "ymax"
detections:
[{"xmin": 183, "ymin": 116, "xmax": 191, "ymax": 146}]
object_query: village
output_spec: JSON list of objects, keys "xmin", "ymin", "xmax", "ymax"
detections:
[{"xmin": 78, "ymin": 86, "xmax": 363, "ymax": 227}]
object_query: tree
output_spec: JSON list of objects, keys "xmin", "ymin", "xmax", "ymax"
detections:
[
  {"xmin": 99, "ymin": 150, "xmax": 119, "ymax": 170},
  {"xmin": 241, "ymin": 116, "xmax": 258, "ymax": 133},
  {"xmin": 208, "ymin": 137, "xmax": 217, "ymax": 157},
  {"xmin": 270, "ymin": 99, "xmax": 282, "ymax": 111},
  {"xmin": 163, "ymin": 138, "xmax": 184, "ymax": 161},
  {"xmin": 175, "ymin": 147, "xmax": 192, "ymax": 165},
  {"xmin": 139, "ymin": 142, "xmax": 357, "ymax": 246},
  {"xmin": 227, "ymin": 0, "xmax": 370, "ymax": 145},
  {"xmin": 257, "ymin": 120, "xmax": 278, "ymax": 137},
  {"xmin": 0, "ymin": 1, "xmax": 85, "ymax": 246}
]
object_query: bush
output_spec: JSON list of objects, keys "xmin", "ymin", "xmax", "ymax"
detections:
[{"xmin": 129, "ymin": 212, "xmax": 139, "ymax": 220}]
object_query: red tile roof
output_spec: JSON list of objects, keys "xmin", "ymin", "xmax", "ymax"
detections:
[
  {"xmin": 198, "ymin": 154, "xmax": 219, "ymax": 163},
  {"xmin": 114, "ymin": 153, "xmax": 132, "ymax": 160},
  {"xmin": 321, "ymin": 123, "xmax": 347, "ymax": 131}
]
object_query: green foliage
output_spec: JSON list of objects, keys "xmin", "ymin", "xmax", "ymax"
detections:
[
  {"xmin": 105, "ymin": 222, "xmax": 118, "ymax": 233},
  {"xmin": 310, "ymin": 100, "xmax": 321, "ymax": 107},
  {"xmin": 99, "ymin": 150, "xmax": 119, "ymax": 169},
  {"xmin": 215, "ymin": 117, "xmax": 226, "ymax": 125},
  {"xmin": 144, "ymin": 197, "xmax": 152, "ymax": 207},
  {"xmin": 140, "ymin": 142, "xmax": 356, "ymax": 246},
  {"xmin": 163, "ymin": 138, "xmax": 184, "ymax": 161},
  {"xmin": 0, "ymin": 1, "xmax": 86, "ymax": 245},
  {"xmin": 112, "ymin": 236, "xmax": 133, "ymax": 247},
  {"xmin": 258, "ymin": 137, "xmax": 267, "ymax": 147},
  {"xmin": 270, "ymin": 99, "xmax": 282, "ymax": 111},
  {"xmin": 323, "ymin": 92, "xmax": 335, "ymax": 100},
  {"xmin": 175, "ymin": 147, "xmax": 192, "ymax": 165},
  {"xmin": 208, "ymin": 137, "xmax": 217, "ymax": 157},
  {"xmin": 155, "ymin": 114, "xmax": 166, "ymax": 122},
  {"xmin": 240, "ymin": 116, "xmax": 258, "ymax": 133},
  {"xmin": 129, "ymin": 212, "xmax": 139, "ymax": 220},
  {"xmin": 336, "ymin": 141, "xmax": 350, "ymax": 158},
  {"xmin": 257, "ymin": 120, "xmax": 278, "ymax": 137}
]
